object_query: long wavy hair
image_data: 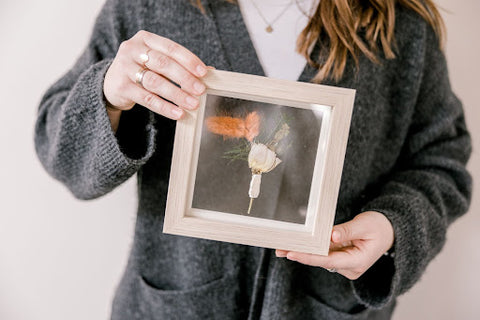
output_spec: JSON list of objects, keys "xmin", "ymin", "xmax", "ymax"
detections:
[{"xmin": 190, "ymin": 0, "xmax": 444, "ymax": 83}]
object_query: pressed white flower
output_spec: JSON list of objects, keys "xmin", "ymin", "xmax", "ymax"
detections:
[
  {"xmin": 248, "ymin": 143, "xmax": 282, "ymax": 173},
  {"xmin": 247, "ymin": 143, "xmax": 283, "ymax": 214}
]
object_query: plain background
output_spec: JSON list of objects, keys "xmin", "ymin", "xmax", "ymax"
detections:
[{"xmin": 0, "ymin": 0, "xmax": 478, "ymax": 319}]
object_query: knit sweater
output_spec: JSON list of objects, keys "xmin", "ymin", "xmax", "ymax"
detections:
[{"xmin": 34, "ymin": 0, "xmax": 472, "ymax": 319}]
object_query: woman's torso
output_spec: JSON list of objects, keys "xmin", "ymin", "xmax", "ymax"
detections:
[{"xmin": 111, "ymin": 1, "xmax": 426, "ymax": 319}]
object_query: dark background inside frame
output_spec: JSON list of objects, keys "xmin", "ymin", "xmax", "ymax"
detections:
[{"xmin": 191, "ymin": 94, "xmax": 323, "ymax": 224}]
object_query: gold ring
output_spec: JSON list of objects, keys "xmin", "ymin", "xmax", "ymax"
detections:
[
  {"xmin": 135, "ymin": 68, "xmax": 149, "ymax": 87},
  {"xmin": 139, "ymin": 49, "xmax": 151, "ymax": 66}
]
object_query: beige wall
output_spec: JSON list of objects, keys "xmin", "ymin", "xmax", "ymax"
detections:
[{"xmin": 0, "ymin": 0, "xmax": 478, "ymax": 319}]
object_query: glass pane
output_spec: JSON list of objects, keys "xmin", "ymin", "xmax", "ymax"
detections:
[{"xmin": 191, "ymin": 94, "xmax": 325, "ymax": 225}]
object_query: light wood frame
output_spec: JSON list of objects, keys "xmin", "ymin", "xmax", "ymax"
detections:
[{"xmin": 163, "ymin": 69, "xmax": 355, "ymax": 255}]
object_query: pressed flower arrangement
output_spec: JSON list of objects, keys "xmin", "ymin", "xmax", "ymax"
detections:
[{"xmin": 205, "ymin": 111, "xmax": 291, "ymax": 214}]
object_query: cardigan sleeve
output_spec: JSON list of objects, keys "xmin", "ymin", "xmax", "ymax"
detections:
[
  {"xmin": 350, "ymin": 24, "xmax": 473, "ymax": 308},
  {"xmin": 34, "ymin": 0, "xmax": 156, "ymax": 200}
]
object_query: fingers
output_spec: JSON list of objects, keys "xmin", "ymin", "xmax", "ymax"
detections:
[
  {"xmin": 104, "ymin": 30, "xmax": 210, "ymax": 118},
  {"xmin": 127, "ymin": 64, "xmax": 200, "ymax": 111},
  {"xmin": 285, "ymin": 249, "xmax": 361, "ymax": 270},
  {"xmin": 125, "ymin": 84, "xmax": 185, "ymax": 120},
  {"xmin": 138, "ymin": 30, "xmax": 208, "ymax": 77},
  {"xmin": 133, "ymin": 48, "xmax": 206, "ymax": 96},
  {"xmin": 275, "ymin": 247, "xmax": 359, "ymax": 270},
  {"xmin": 142, "ymin": 71, "xmax": 200, "ymax": 110},
  {"xmin": 277, "ymin": 248, "xmax": 368, "ymax": 280}
]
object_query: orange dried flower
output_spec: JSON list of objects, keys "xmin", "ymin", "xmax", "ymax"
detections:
[
  {"xmin": 206, "ymin": 117, "xmax": 245, "ymax": 139},
  {"xmin": 206, "ymin": 111, "xmax": 260, "ymax": 142}
]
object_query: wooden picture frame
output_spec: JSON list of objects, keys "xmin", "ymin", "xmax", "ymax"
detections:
[{"xmin": 163, "ymin": 69, "xmax": 355, "ymax": 255}]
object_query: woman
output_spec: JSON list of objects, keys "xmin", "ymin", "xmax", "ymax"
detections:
[{"xmin": 34, "ymin": 0, "xmax": 472, "ymax": 319}]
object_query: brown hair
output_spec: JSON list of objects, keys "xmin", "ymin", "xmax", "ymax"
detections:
[{"xmin": 191, "ymin": 0, "xmax": 444, "ymax": 83}]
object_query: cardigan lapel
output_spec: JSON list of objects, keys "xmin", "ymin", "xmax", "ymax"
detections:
[
  {"xmin": 205, "ymin": 0, "xmax": 321, "ymax": 83},
  {"xmin": 205, "ymin": 0, "xmax": 264, "ymax": 76}
]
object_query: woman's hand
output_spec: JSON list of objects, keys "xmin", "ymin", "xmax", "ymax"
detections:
[
  {"xmin": 276, "ymin": 211, "xmax": 394, "ymax": 280},
  {"xmin": 103, "ymin": 30, "xmax": 209, "ymax": 131}
]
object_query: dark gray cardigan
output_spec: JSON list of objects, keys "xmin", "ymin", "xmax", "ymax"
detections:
[{"xmin": 34, "ymin": 0, "xmax": 472, "ymax": 319}]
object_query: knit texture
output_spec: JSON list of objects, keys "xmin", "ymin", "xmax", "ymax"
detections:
[{"xmin": 34, "ymin": 0, "xmax": 472, "ymax": 319}]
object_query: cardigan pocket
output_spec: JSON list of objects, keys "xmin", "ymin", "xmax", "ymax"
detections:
[
  {"xmin": 136, "ymin": 273, "xmax": 241, "ymax": 320},
  {"xmin": 280, "ymin": 291, "xmax": 371, "ymax": 320},
  {"xmin": 301, "ymin": 293, "xmax": 370, "ymax": 320},
  {"xmin": 302, "ymin": 292, "xmax": 396, "ymax": 320}
]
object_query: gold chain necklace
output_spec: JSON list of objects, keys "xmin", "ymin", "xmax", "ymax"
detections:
[{"xmin": 249, "ymin": 0, "xmax": 295, "ymax": 33}]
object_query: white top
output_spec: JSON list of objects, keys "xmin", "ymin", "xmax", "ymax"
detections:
[{"xmin": 237, "ymin": 0, "xmax": 317, "ymax": 81}]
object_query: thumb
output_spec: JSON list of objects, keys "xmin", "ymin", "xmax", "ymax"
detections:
[{"xmin": 331, "ymin": 217, "xmax": 368, "ymax": 243}]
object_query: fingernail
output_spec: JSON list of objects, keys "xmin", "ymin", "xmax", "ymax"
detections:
[
  {"xmin": 186, "ymin": 96, "xmax": 198, "ymax": 109},
  {"xmin": 172, "ymin": 108, "xmax": 184, "ymax": 119},
  {"xmin": 196, "ymin": 65, "xmax": 207, "ymax": 76},
  {"xmin": 194, "ymin": 81, "xmax": 206, "ymax": 95},
  {"xmin": 276, "ymin": 250, "xmax": 287, "ymax": 258}
]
